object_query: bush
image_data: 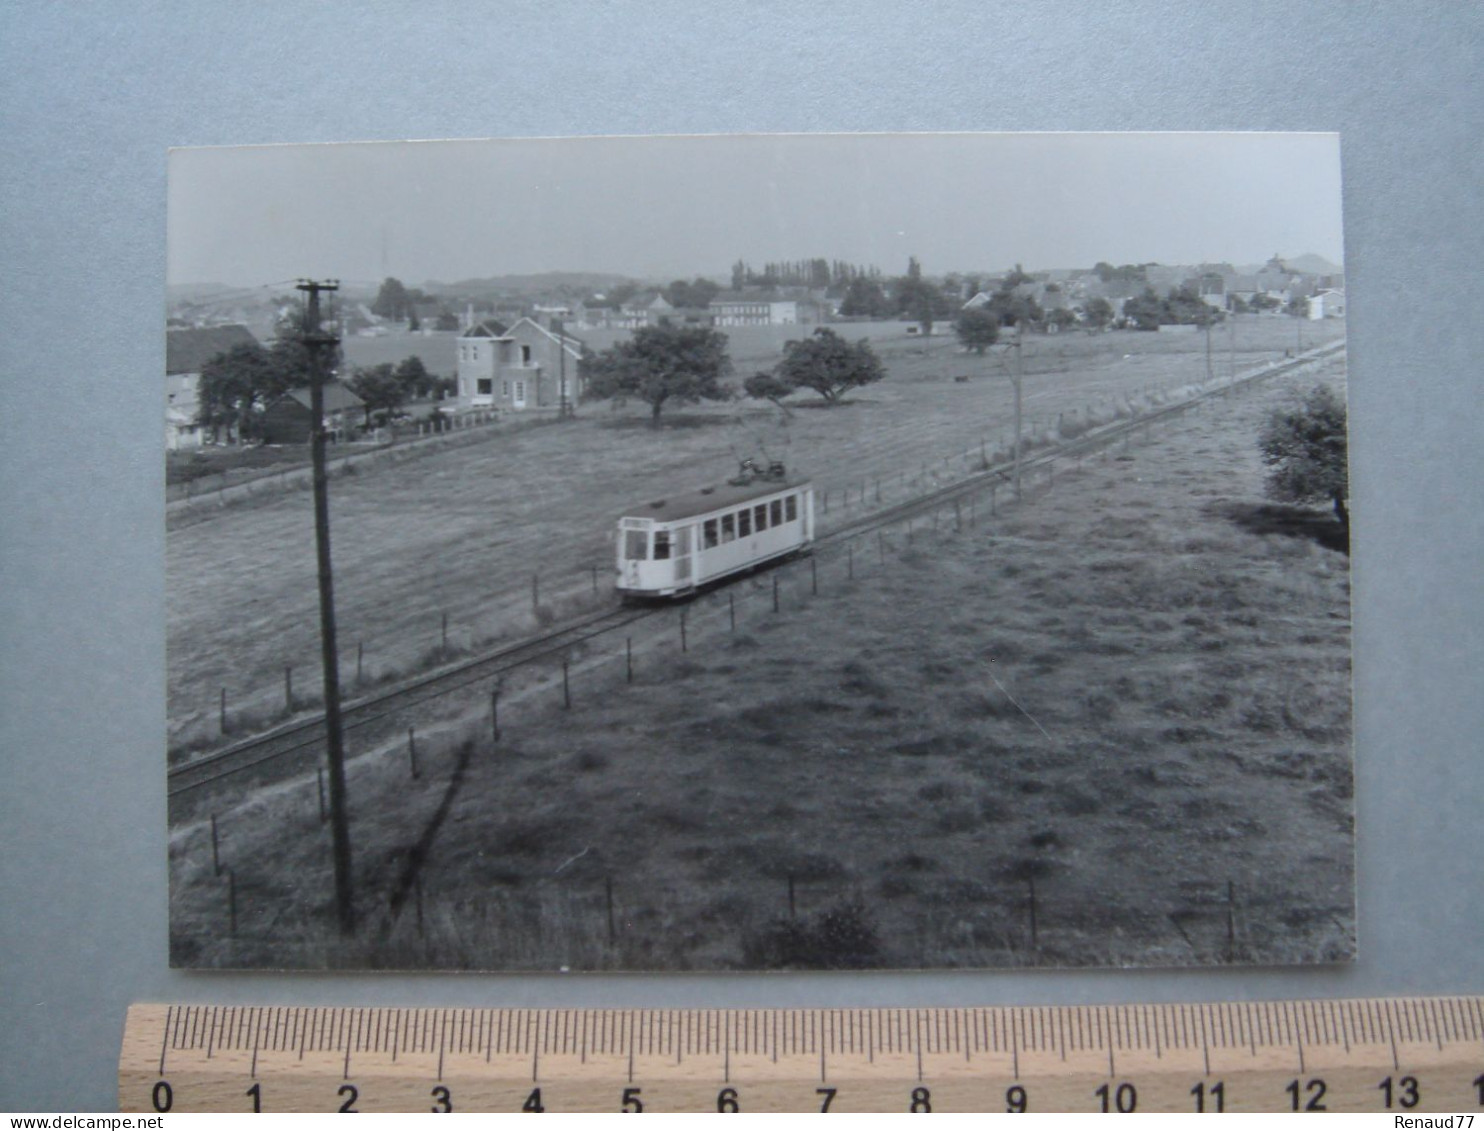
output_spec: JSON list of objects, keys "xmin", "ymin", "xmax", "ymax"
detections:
[{"xmin": 743, "ymin": 897, "xmax": 882, "ymax": 969}]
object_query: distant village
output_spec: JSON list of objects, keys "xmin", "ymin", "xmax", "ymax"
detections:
[{"xmin": 166, "ymin": 254, "xmax": 1344, "ymax": 452}]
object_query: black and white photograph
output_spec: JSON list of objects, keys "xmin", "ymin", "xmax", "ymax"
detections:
[{"xmin": 165, "ymin": 132, "xmax": 1354, "ymax": 972}]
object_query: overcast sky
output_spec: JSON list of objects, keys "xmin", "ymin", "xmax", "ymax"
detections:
[{"xmin": 169, "ymin": 132, "xmax": 1343, "ymax": 289}]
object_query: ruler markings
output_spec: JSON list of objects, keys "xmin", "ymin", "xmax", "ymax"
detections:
[
  {"xmin": 1198, "ymin": 1006, "xmax": 1211, "ymax": 1076},
  {"xmin": 1427, "ymin": 997, "xmax": 1446, "ymax": 1050},
  {"xmin": 1463, "ymin": 996, "xmax": 1481, "ymax": 1042},
  {"xmin": 914, "ymin": 1012, "xmax": 923, "ymax": 1081},
  {"xmin": 157, "ymin": 1005, "xmax": 171, "ymax": 1075},
  {"xmin": 1010, "ymin": 1008, "xmax": 1020, "ymax": 1080}
]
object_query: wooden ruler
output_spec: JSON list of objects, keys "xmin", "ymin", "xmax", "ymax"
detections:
[{"xmin": 120, "ymin": 998, "xmax": 1484, "ymax": 1113}]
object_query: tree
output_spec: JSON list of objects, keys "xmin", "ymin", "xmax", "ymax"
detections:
[
  {"xmin": 986, "ymin": 289, "xmax": 1043, "ymax": 328},
  {"xmin": 743, "ymin": 370, "xmax": 797, "ymax": 411},
  {"xmin": 579, "ymin": 323, "xmax": 734, "ymax": 424},
  {"xmin": 954, "ymin": 307, "xmax": 1001, "ymax": 354},
  {"xmin": 769, "ymin": 328, "xmax": 885, "ymax": 405},
  {"xmin": 1258, "ymin": 384, "xmax": 1349, "ymax": 533},
  {"xmin": 196, "ymin": 341, "xmax": 275, "ymax": 442},
  {"xmin": 1083, "ymin": 296, "xmax": 1114, "ymax": 329},
  {"xmin": 348, "ymin": 363, "xmax": 406, "ymax": 424},
  {"xmin": 372, "ymin": 277, "xmax": 413, "ymax": 321},
  {"xmin": 894, "ymin": 274, "xmax": 941, "ymax": 336},
  {"xmin": 395, "ymin": 355, "xmax": 433, "ymax": 399},
  {"xmin": 664, "ymin": 277, "xmax": 721, "ymax": 310},
  {"xmin": 1047, "ymin": 307, "xmax": 1078, "ymax": 333},
  {"xmin": 435, "ymin": 310, "xmax": 460, "ymax": 331},
  {"xmin": 839, "ymin": 276, "xmax": 891, "ymax": 318},
  {"xmin": 1001, "ymin": 262, "xmax": 1035, "ymax": 288}
]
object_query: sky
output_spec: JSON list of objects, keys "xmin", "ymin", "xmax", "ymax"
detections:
[{"xmin": 168, "ymin": 132, "xmax": 1344, "ymax": 289}]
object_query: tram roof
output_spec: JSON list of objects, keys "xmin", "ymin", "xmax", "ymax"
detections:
[{"xmin": 620, "ymin": 475, "xmax": 810, "ymax": 522}]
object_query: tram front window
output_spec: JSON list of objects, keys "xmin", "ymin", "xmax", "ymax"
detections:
[
  {"xmin": 653, "ymin": 530, "xmax": 671, "ymax": 560},
  {"xmin": 624, "ymin": 530, "xmax": 648, "ymax": 560}
]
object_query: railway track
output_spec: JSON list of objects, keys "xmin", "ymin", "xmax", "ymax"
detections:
[
  {"xmin": 167, "ymin": 603, "xmax": 649, "ymax": 801},
  {"xmin": 169, "ymin": 340, "xmax": 1343, "ymax": 808}
]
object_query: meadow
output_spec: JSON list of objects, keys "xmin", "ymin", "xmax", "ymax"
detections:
[
  {"xmin": 168, "ymin": 346, "xmax": 1354, "ymax": 971},
  {"xmin": 165, "ymin": 315, "xmax": 1342, "ymax": 748}
]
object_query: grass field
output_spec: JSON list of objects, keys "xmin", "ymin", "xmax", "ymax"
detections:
[
  {"xmin": 168, "ymin": 347, "xmax": 1353, "ymax": 971},
  {"xmin": 165, "ymin": 316, "xmax": 1343, "ymax": 745}
]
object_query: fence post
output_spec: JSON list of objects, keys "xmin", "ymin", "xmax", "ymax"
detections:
[
  {"xmin": 810, "ymin": 556, "xmax": 817, "ymax": 596},
  {"xmin": 219, "ymin": 687, "xmax": 228, "ymax": 735},
  {"xmin": 531, "ymin": 572, "xmax": 540, "ymax": 613},
  {"xmin": 772, "ymin": 573, "xmax": 780, "ymax": 613},
  {"xmin": 991, "ymin": 483, "xmax": 997, "ymax": 516},
  {"xmin": 283, "ymin": 665, "xmax": 293, "ymax": 712},
  {"xmin": 210, "ymin": 813, "xmax": 221, "ymax": 876},
  {"xmin": 679, "ymin": 609, "xmax": 687, "ymax": 653},
  {"xmin": 408, "ymin": 727, "xmax": 419, "ymax": 779},
  {"xmin": 356, "ymin": 642, "xmax": 363, "ymax": 686},
  {"xmin": 728, "ymin": 592, "xmax": 736, "ymax": 632},
  {"xmin": 847, "ymin": 543, "xmax": 854, "ymax": 579},
  {"xmin": 441, "ymin": 611, "xmax": 448, "ymax": 653},
  {"xmin": 562, "ymin": 658, "xmax": 571, "ymax": 707}
]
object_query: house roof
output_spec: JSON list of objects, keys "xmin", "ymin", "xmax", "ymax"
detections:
[
  {"xmin": 165, "ymin": 324, "xmax": 259, "ymax": 375},
  {"xmin": 710, "ymin": 290, "xmax": 794, "ymax": 305},
  {"xmin": 460, "ymin": 319, "xmax": 511, "ymax": 339},
  {"xmin": 278, "ymin": 381, "xmax": 365, "ymax": 413},
  {"xmin": 506, "ymin": 317, "xmax": 586, "ymax": 359}
]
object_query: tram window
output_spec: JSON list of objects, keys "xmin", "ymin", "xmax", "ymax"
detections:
[
  {"xmin": 721, "ymin": 513, "xmax": 736, "ymax": 542},
  {"xmin": 785, "ymin": 494, "xmax": 798, "ymax": 522},
  {"xmin": 770, "ymin": 499, "xmax": 783, "ymax": 526},
  {"xmin": 624, "ymin": 530, "xmax": 648, "ymax": 560},
  {"xmin": 703, "ymin": 519, "xmax": 718, "ymax": 548},
  {"xmin": 653, "ymin": 530, "xmax": 672, "ymax": 560},
  {"xmin": 738, "ymin": 509, "xmax": 752, "ymax": 537},
  {"xmin": 754, "ymin": 504, "xmax": 768, "ymax": 531}
]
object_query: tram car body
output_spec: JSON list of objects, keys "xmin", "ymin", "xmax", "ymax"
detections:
[{"xmin": 616, "ymin": 470, "xmax": 815, "ymax": 598}]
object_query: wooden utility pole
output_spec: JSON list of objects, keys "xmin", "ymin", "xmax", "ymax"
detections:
[
  {"xmin": 1013, "ymin": 320, "xmax": 1025, "ymax": 500},
  {"xmin": 555, "ymin": 317, "xmax": 570, "ymax": 418},
  {"xmin": 298, "ymin": 278, "xmax": 355, "ymax": 936}
]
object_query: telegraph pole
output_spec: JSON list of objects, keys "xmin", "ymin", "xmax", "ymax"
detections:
[
  {"xmin": 298, "ymin": 278, "xmax": 355, "ymax": 936},
  {"xmin": 1013, "ymin": 319, "xmax": 1025, "ymax": 500},
  {"xmin": 555, "ymin": 316, "xmax": 570, "ymax": 418}
]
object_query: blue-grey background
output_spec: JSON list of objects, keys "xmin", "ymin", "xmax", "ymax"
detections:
[{"xmin": 2, "ymin": 1, "xmax": 1481, "ymax": 1111}]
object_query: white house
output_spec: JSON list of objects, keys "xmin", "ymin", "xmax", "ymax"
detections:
[
  {"xmin": 455, "ymin": 317, "xmax": 586, "ymax": 412},
  {"xmin": 1309, "ymin": 289, "xmax": 1346, "ymax": 320}
]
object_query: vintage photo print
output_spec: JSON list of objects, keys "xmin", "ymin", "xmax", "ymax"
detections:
[{"xmin": 166, "ymin": 133, "xmax": 1353, "ymax": 970}]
